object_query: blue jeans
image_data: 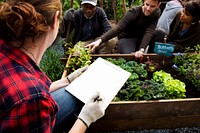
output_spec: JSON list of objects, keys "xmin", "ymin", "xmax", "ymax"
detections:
[
  {"xmin": 51, "ymin": 87, "xmax": 84, "ymax": 133},
  {"xmin": 118, "ymin": 38, "xmax": 139, "ymax": 54}
]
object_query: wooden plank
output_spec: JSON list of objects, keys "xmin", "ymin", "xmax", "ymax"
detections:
[
  {"xmin": 88, "ymin": 116, "xmax": 200, "ymax": 132},
  {"xmin": 60, "ymin": 53, "xmax": 174, "ymax": 63},
  {"xmin": 91, "ymin": 53, "xmax": 173, "ymax": 62},
  {"xmin": 99, "ymin": 0, "xmax": 103, "ymax": 8},
  {"xmin": 111, "ymin": 0, "xmax": 117, "ymax": 24},
  {"xmin": 122, "ymin": 0, "xmax": 127, "ymax": 15},
  {"xmin": 88, "ymin": 98, "xmax": 200, "ymax": 132}
]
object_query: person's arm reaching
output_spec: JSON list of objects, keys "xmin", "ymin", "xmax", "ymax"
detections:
[
  {"xmin": 135, "ymin": 14, "xmax": 159, "ymax": 58},
  {"xmin": 85, "ymin": 9, "xmax": 137, "ymax": 53}
]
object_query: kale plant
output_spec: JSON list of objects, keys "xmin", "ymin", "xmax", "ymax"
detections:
[
  {"xmin": 173, "ymin": 45, "xmax": 200, "ymax": 90},
  {"xmin": 108, "ymin": 58, "xmax": 186, "ymax": 101}
]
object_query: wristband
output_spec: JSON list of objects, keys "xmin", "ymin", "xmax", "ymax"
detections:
[
  {"xmin": 140, "ymin": 48, "xmax": 145, "ymax": 52},
  {"xmin": 78, "ymin": 117, "xmax": 89, "ymax": 128},
  {"xmin": 66, "ymin": 76, "xmax": 71, "ymax": 83}
]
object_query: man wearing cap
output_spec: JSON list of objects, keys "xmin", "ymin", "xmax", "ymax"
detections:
[{"xmin": 60, "ymin": 0, "xmax": 117, "ymax": 54}]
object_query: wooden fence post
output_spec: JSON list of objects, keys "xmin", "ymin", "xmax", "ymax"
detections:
[
  {"xmin": 111, "ymin": 0, "xmax": 117, "ymax": 23},
  {"xmin": 122, "ymin": 0, "xmax": 127, "ymax": 15},
  {"xmin": 63, "ymin": 0, "xmax": 74, "ymax": 79},
  {"xmin": 100, "ymin": 0, "xmax": 103, "ymax": 8}
]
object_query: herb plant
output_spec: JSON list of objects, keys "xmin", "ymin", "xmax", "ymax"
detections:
[
  {"xmin": 66, "ymin": 41, "xmax": 92, "ymax": 74},
  {"xmin": 40, "ymin": 45, "xmax": 65, "ymax": 82},
  {"xmin": 153, "ymin": 70, "xmax": 186, "ymax": 99},
  {"xmin": 173, "ymin": 45, "xmax": 200, "ymax": 90}
]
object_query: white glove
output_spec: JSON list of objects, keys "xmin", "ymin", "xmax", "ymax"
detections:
[
  {"xmin": 78, "ymin": 92, "xmax": 105, "ymax": 128},
  {"xmin": 67, "ymin": 65, "xmax": 88, "ymax": 82}
]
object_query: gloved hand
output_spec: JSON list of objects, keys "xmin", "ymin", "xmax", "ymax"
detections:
[
  {"xmin": 64, "ymin": 8, "xmax": 75, "ymax": 22},
  {"xmin": 78, "ymin": 92, "xmax": 105, "ymax": 128},
  {"xmin": 67, "ymin": 65, "xmax": 88, "ymax": 82}
]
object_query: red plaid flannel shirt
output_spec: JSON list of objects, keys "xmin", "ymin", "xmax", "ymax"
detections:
[{"xmin": 0, "ymin": 40, "xmax": 59, "ymax": 133}]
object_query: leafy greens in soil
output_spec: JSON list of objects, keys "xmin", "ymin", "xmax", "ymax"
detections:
[{"xmin": 107, "ymin": 58, "xmax": 186, "ymax": 101}]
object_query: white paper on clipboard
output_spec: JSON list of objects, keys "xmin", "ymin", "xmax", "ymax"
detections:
[{"xmin": 65, "ymin": 57, "xmax": 131, "ymax": 110}]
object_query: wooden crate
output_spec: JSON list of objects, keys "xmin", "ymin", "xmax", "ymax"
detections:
[{"xmin": 61, "ymin": 54, "xmax": 200, "ymax": 132}]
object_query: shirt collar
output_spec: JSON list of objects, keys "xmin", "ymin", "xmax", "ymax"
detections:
[{"xmin": 0, "ymin": 39, "xmax": 40, "ymax": 74}]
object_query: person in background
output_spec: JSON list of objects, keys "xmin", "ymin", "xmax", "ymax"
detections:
[
  {"xmin": 161, "ymin": 0, "xmax": 200, "ymax": 52},
  {"xmin": 156, "ymin": 0, "xmax": 183, "ymax": 35},
  {"xmin": 155, "ymin": 0, "xmax": 190, "ymax": 42},
  {"xmin": 168, "ymin": 0, "xmax": 200, "ymax": 52},
  {"xmin": 0, "ymin": 0, "xmax": 105, "ymax": 133},
  {"xmin": 181, "ymin": 0, "xmax": 191, "ymax": 7},
  {"xmin": 85, "ymin": 0, "xmax": 161, "ymax": 58},
  {"xmin": 59, "ymin": 0, "xmax": 117, "ymax": 54}
]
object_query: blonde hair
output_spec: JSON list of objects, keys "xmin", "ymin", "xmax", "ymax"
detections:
[{"xmin": 0, "ymin": 0, "xmax": 62, "ymax": 42}]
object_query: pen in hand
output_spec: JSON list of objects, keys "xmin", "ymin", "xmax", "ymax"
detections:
[{"xmin": 93, "ymin": 96, "xmax": 103, "ymax": 102}]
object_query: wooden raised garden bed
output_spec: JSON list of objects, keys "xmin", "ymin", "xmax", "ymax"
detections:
[
  {"xmin": 61, "ymin": 54, "xmax": 200, "ymax": 132},
  {"xmin": 88, "ymin": 98, "xmax": 200, "ymax": 132}
]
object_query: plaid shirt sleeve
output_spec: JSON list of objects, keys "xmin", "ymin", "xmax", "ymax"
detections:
[{"xmin": 1, "ymin": 96, "xmax": 57, "ymax": 133}]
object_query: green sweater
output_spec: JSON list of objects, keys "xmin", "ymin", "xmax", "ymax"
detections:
[
  {"xmin": 101, "ymin": 6, "xmax": 161, "ymax": 50},
  {"xmin": 168, "ymin": 11, "xmax": 200, "ymax": 52}
]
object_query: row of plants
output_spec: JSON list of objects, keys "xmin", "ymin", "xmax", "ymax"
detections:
[
  {"xmin": 107, "ymin": 58, "xmax": 186, "ymax": 101},
  {"xmin": 112, "ymin": 45, "xmax": 200, "ymax": 101},
  {"xmin": 64, "ymin": 43, "xmax": 200, "ymax": 101},
  {"xmin": 40, "ymin": 41, "xmax": 200, "ymax": 101},
  {"xmin": 172, "ymin": 45, "xmax": 200, "ymax": 90}
]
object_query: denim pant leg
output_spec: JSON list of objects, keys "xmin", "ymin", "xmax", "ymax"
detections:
[
  {"xmin": 51, "ymin": 87, "xmax": 84, "ymax": 133},
  {"xmin": 118, "ymin": 38, "xmax": 138, "ymax": 54}
]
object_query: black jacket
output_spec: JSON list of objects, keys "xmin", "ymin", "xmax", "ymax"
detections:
[
  {"xmin": 60, "ymin": 7, "xmax": 111, "ymax": 44},
  {"xmin": 101, "ymin": 6, "xmax": 161, "ymax": 50},
  {"xmin": 168, "ymin": 11, "xmax": 200, "ymax": 52}
]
